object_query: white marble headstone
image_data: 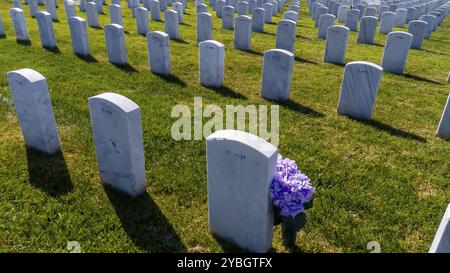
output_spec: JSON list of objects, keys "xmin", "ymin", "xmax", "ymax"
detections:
[
  {"xmin": 216, "ymin": 0, "xmax": 225, "ymax": 18},
  {"xmin": 150, "ymin": 0, "xmax": 161, "ymax": 21},
  {"xmin": 36, "ymin": 11, "xmax": 57, "ymax": 49},
  {"xmin": 86, "ymin": 2, "xmax": 100, "ymax": 27},
  {"xmin": 337, "ymin": 5, "xmax": 349, "ymax": 22},
  {"xmin": 357, "ymin": 16, "xmax": 377, "ymax": 44},
  {"xmin": 10, "ymin": 8, "xmax": 30, "ymax": 42},
  {"xmin": 68, "ymin": 17, "xmax": 90, "ymax": 56},
  {"xmin": 199, "ymin": 40, "xmax": 224, "ymax": 87},
  {"xmin": 105, "ymin": 23, "xmax": 127, "ymax": 65},
  {"xmin": 110, "ymin": 4, "xmax": 123, "ymax": 25},
  {"xmin": 206, "ymin": 129, "xmax": 277, "ymax": 253},
  {"xmin": 147, "ymin": 31, "xmax": 171, "ymax": 75},
  {"xmin": 263, "ymin": 3, "xmax": 273, "ymax": 23},
  {"xmin": 252, "ymin": 7, "xmax": 265, "ymax": 32},
  {"xmin": 324, "ymin": 25, "xmax": 349, "ymax": 64},
  {"xmin": 28, "ymin": 0, "xmax": 39, "ymax": 18},
  {"xmin": 436, "ymin": 94, "xmax": 450, "ymax": 140},
  {"xmin": 135, "ymin": 7, "xmax": 149, "ymax": 35},
  {"xmin": 88, "ymin": 92, "xmax": 146, "ymax": 197},
  {"xmin": 234, "ymin": 15, "xmax": 252, "ymax": 51},
  {"xmin": 64, "ymin": 0, "xmax": 77, "ymax": 19},
  {"xmin": 379, "ymin": 11, "xmax": 395, "ymax": 33},
  {"xmin": 222, "ymin": 5, "xmax": 235, "ymax": 29},
  {"xmin": 429, "ymin": 203, "xmax": 450, "ymax": 253},
  {"xmin": 337, "ymin": 61, "xmax": 383, "ymax": 120},
  {"xmin": 407, "ymin": 20, "xmax": 427, "ymax": 49},
  {"xmin": 261, "ymin": 48, "xmax": 294, "ymax": 102},
  {"xmin": 173, "ymin": 2, "xmax": 184, "ymax": 23},
  {"xmin": 276, "ymin": 19, "xmax": 296, "ymax": 53},
  {"xmin": 7, "ymin": 69, "xmax": 60, "ymax": 154},
  {"xmin": 318, "ymin": 14, "xmax": 336, "ymax": 39},
  {"xmin": 381, "ymin": 31, "xmax": 412, "ymax": 74},
  {"xmin": 197, "ymin": 12, "xmax": 212, "ymax": 42},
  {"xmin": 345, "ymin": 9, "xmax": 359, "ymax": 31},
  {"xmin": 164, "ymin": 10, "xmax": 179, "ymax": 39},
  {"xmin": 237, "ymin": 1, "xmax": 249, "ymax": 15},
  {"xmin": 45, "ymin": 0, "xmax": 58, "ymax": 21}
]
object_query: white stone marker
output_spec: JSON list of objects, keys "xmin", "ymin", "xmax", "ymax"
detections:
[
  {"xmin": 357, "ymin": 16, "xmax": 377, "ymax": 44},
  {"xmin": 263, "ymin": 3, "xmax": 273, "ymax": 23},
  {"xmin": 222, "ymin": 5, "xmax": 235, "ymax": 29},
  {"xmin": 394, "ymin": 8, "xmax": 407, "ymax": 27},
  {"xmin": 105, "ymin": 24, "xmax": 127, "ymax": 65},
  {"xmin": 276, "ymin": 19, "xmax": 296, "ymax": 53},
  {"xmin": 7, "ymin": 69, "xmax": 60, "ymax": 154},
  {"xmin": 110, "ymin": 4, "xmax": 123, "ymax": 25},
  {"xmin": 86, "ymin": 2, "xmax": 100, "ymax": 27},
  {"xmin": 0, "ymin": 14, "xmax": 4, "ymax": 37},
  {"xmin": 429, "ymin": 203, "xmax": 450, "ymax": 253},
  {"xmin": 237, "ymin": 1, "xmax": 249, "ymax": 15},
  {"xmin": 164, "ymin": 10, "xmax": 179, "ymax": 39},
  {"xmin": 95, "ymin": 0, "xmax": 104, "ymax": 13},
  {"xmin": 337, "ymin": 61, "xmax": 383, "ymax": 120},
  {"xmin": 88, "ymin": 92, "xmax": 146, "ymax": 197},
  {"xmin": 365, "ymin": 6, "xmax": 376, "ymax": 17},
  {"xmin": 68, "ymin": 17, "xmax": 90, "ymax": 55},
  {"xmin": 150, "ymin": 0, "xmax": 161, "ymax": 21},
  {"xmin": 36, "ymin": 11, "xmax": 57, "ymax": 49},
  {"xmin": 64, "ymin": 0, "xmax": 77, "ymax": 19},
  {"xmin": 80, "ymin": 0, "xmax": 87, "ymax": 11},
  {"xmin": 45, "ymin": 0, "xmax": 58, "ymax": 21},
  {"xmin": 173, "ymin": 2, "xmax": 184, "ymax": 23},
  {"xmin": 147, "ymin": 31, "xmax": 171, "ymax": 75},
  {"xmin": 283, "ymin": 10, "xmax": 298, "ymax": 23},
  {"xmin": 314, "ymin": 6, "xmax": 328, "ymax": 28},
  {"xmin": 10, "ymin": 8, "xmax": 30, "ymax": 42},
  {"xmin": 261, "ymin": 49, "xmax": 294, "ymax": 102},
  {"xmin": 381, "ymin": 31, "xmax": 412, "ymax": 74},
  {"xmin": 135, "ymin": 7, "xmax": 149, "ymax": 35},
  {"xmin": 130, "ymin": 0, "xmax": 140, "ymax": 17},
  {"xmin": 197, "ymin": 12, "xmax": 213, "ymax": 42},
  {"xmin": 28, "ymin": 0, "xmax": 39, "ymax": 18},
  {"xmin": 234, "ymin": 15, "xmax": 251, "ymax": 50},
  {"xmin": 206, "ymin": 129, "xmax": 277, "ymax": 253},
  {"xmin": 159, "ymin": 0, "xmax": 168, "ymax": 11},
  {"xmin": 199, "ymin": 40, "xmax": 224, "ymax": 87},
  {"xmin": 379, "ymin": 11, "xmax": 395, "ymax": 33},
  {"xmin": 143, "ymin": 0, "xmax": 151, "ymax": 9},
  {"xmin": 216, "ymin": 0, "xmax": 225, "ymax": 18},
  {"xmin": 324, "ymin": 25, "xmax": 349, "ymax": 64},
  {"xmin": 318, "ymin": 14, "xmax": 336, "ymax": 39},
  {"xmin": 337, "ymin": 5, "xmax": 349, "ymax": 22},
  {"xmin": 420, "ymin": 14, "xmax": 435, "ymax": 39},
  {"xmin": 436, "ymin": 94, "xmax": 450, "ymax": 141},
  {"xmin": 406, "ymin": 7, "xmax": 417, "ymax": 24},
  {"xmin": 407, "ymin": 20, "xmax": 427, "ymax": 49},
  {"xmin": 252, "ymin": 7, "xmax": 265, "ymax": 32},
  {"xmin": 345, "ymin": 9, "xmax": 359, "ymax": 31}
]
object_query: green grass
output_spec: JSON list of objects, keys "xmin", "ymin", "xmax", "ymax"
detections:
[{"xmin": 0, "ymin": 2, "xmax": 450, "ymax": 253}]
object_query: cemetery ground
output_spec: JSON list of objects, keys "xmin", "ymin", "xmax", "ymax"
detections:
[{"xmin": 0, "ymin": 2, "xmax": 450, "ymax": 253}]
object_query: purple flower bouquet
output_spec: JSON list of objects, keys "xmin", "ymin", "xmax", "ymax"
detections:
[{"xmin": 269, "ymin": 155, "xmax": 315, "ymax": 247}]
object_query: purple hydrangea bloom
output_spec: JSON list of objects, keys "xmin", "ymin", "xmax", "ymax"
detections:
[{"xmin": 269, "ymin": 155, "xmax": 315, "ymax": 217}]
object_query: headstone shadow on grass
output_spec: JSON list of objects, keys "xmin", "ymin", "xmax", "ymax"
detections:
[
  {"xmin": 351, "ymin": 118, "xmax": 427, "ymax": 142},
  {"xmin": 152, "ymin": 72, "xmax": 187, "ymax": 87},
  {"xmin": 75, "ymin": 53, "xmax": 98, "ymax": 63},
  {"xmin": 266, "ymin": 98, "xmax": 325, "ymax": 117},
  {"xmin": 204, "ymin": 85, "xmax": 247, "ymax": 99},
  {"xmin": 26, "ymin": 148, "xmax": 73, "ymax": 197},
  {"xmin": 104, "ymin": 185, "xmax": 186, "ymax": 252}
]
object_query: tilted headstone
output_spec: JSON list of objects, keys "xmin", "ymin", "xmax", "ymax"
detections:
[
  {"xmin": 105, "ymin": 23, "xmax": 127, "ymax": 65},
  {"xmin": 252, "ymin": 7, "xmax": 265, "ymax": 32},
  {"xmin": 216, "ymin": 0, "xmax": 225, "ymax": 18},
  {"xmin": 261, "ymin": 49, "xmax": 294, "ymax": 102},
  {"xmin": 9, "ymin": 8, "xmax": 29, "ymax": 42},
  {"xmin": 324, "ymin": 25, "xmax": 349, "ymax": 64},
  {"xmin": 407, "ymin": 20, "xmax": 427, "ymax": 49},
  {"xmin": 147, "ymin": 31, "xmax": 171, "ymax": 75},
  {"xmin": 110, "ymin": 4, "xmax": 123, "ymax": 25},
  {"xmin": 36, "ymin": 11, "xmax": 57, "ymax": 49},
  {"xmin": 7, "ymin": 69, "xmax": 60, "ymax": 154},
  {"xmin": 45, "ymin": 0, "xmax": 58, "ymax": 21},
  {"xmin": 420, "ymin": 14, "xmax": 435, "ymax": 39},
  {"xmin": 283, "ymin": 10, "xmax": 298, "ymax": 23},
  {"xmin": 337, "ymin": 5, "xmax": 349, "ymax": 22},
  {"xmin": 337, "ymin": 61, "xmax": 383, "ymax": 120},
  {"xmin": 429, "ymin": 203, "xmax": 450, "ymax": 252},
  {"xmin": 263, "ymin": 3, "xmax": 273, "ymax": 23},
  {"xmin": 381, "ymin": 31, "xmax": 412, "ymax": 74},
  {"xmin": 318, "ymin": 14, "xmax": 336, "ymax": 39},
  {"xmin": 276, "ymin": 19, "xmax": 296, "ymax": 53},
  {"xmin": 222, "ymin": 5, "xmax": 235, "ymax": 29},
  {"xmin": 68, "ymin": 17, "xmax": 90, "ymax": 55},
  {"xmin": 357, "ymin": 16, "xmax": 377, "ymax": 44},
  {"xmin": 394, "ymin": 8, "xmax": 407, "ymax": 27},
  {"xmin": 197, "ymin": 12, "xmax": 213, "ymax": 42},
  {"xmin": 86, "ymin": 2, "xmax": 100, "ymax": 27},
  {"xmin": 88, "ymin": 92, "xmax": 146, "ymax": 197},
  {"xmin": 150, "ymin": 0, "xmax": 161, "ymax": 21},
  {"xmin": 345, "ymin": 9, "xmax": 360, "ymax": 31},
  {"xmin": 28, "ymin": 0, "xmax": 39, "ymax": 18},
  {"xmin": 135, "ymin": 7, "xmax": 149, "ymax": 35},
  {"xmin": 206, "ymin": 130, "xmax": 277, "ymax": 253},
  {"xmin": 199, "ymin": 40, "xmax": 224, "ymax": 87},
  {"xmin": 379, "ymin": 11, "xmax": 395, "ymax": 33},
  {"xmin": 234, "ymin": 15, "xmax": 252, "ymax": 50},
  {"xmin": 237, "ymin": 1, "xmax": 249, "ymax": 15},
  {"xmin": 164, "ymin": 10, "xmax": 179, "ymax": 39},
  {"xmin": 64, "ymin": 0, "xmax": 77, "ymax": 19}
]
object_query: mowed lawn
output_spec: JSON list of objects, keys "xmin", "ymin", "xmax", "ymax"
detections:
[{"xmin": 0, "ymin": 1, "xmax": 450, "ymax": 253}]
